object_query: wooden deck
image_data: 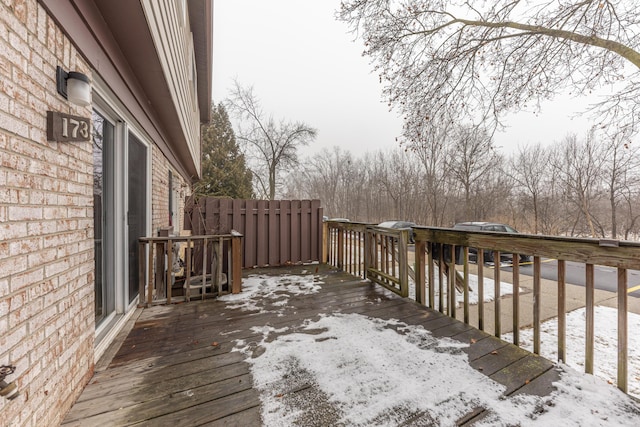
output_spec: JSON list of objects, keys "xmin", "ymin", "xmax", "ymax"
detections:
[{"xmin": 62, "ymin": 264, "xmax": 558, "ymax": 426}]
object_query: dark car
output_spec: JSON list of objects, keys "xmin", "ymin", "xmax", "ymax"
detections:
[
  {"xmin": 377, "ymin": 220, "xmax": 417, "ymax": 244},
  {"xmin": 452, "ymin": 222, "xmax": 531, "ymax": 264}
]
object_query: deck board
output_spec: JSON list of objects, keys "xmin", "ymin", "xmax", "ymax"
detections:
[{"xmin": 62, "ymin": 264, "xmax": 559, "ymax": 426}]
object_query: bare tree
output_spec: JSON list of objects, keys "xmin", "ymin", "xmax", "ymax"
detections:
[
  {"xmin": 374, "ymin": 149, "xmax": 421, "ymax": 220},
  {"xmin": 413, "ymin": 123, "xmax": 451, "ymax": 226},
  {"xmin": 338, "ymin": 1, "xmax": 640, "ymax": 146},
  {"xmin": 226, "ymin": 81, "xmax": 317, "ymax": 200},
  {"xmin": 507, "ymin": 143, "xmax": 551, "ymax": 234},
  {"xmin": 293, "ymin": 147, "xmax": 358, "ymax": 218},
  {"xmin": 601, "ymin": 131, "xmax": 640, "ymax": 238},
  {"xmin": 551, "ymin": 133, "xmax": 606, "ymax": 237},
  {"xmin": 446, "ymin": 125, "xmax": 499, "ymax": 220}
]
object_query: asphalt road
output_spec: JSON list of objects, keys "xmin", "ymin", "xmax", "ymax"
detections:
[{"xmin": 503, "ymin": 259, "xmax": 640, "ymax": 298}]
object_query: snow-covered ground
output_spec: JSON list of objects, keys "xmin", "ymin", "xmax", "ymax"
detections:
[
  {"xmin": 408, "ymin": 264, "xmax": 516, "ymax": 306},
  {"xmin": 220, "ymin": 273, "xmax": 640, "ymax": 426},
  {"xmin": 502, "ymin": 306, "xmax": 640, "ymax": 399}
]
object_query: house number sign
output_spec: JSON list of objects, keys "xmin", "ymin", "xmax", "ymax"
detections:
[{"xmin": 47, "ymin": 111, "xmax": 90, "ymax": 142}]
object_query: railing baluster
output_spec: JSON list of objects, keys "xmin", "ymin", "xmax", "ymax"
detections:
[
  {"xmin": 512, "ymin": 255, "xmax": 519, "ymax": 345},
  {"xmin": 533, "ymin": 256, "xmax": 541, "ymax": 354},
  {"xmin": 383, "ymin": 236, "xmax": 389, "ymax": 280},
  {"xmin": 557, "ymin": 259, "xmax": 566, "ymax": 362},
  {"xmin": 463, "ymin": 247, "xmax": 469, "ymax": 324},
  {"xmin": 201, "ymin": 238, "xmax": 208, "ymax": 301},
  {"xmin": 348, "ymin": 231, "xmax": 353, "ymax": 274},
  {"xmin": 217, "ymin": 237, "xmax": 223, "ymax": 295},
  {"xmin": 358, "ymin": 231, "xmax": 362, "ymax": 278},
  {"xmin": 438, "ymin": 243, "xmax": 444, "ymax": 313},
  {"xmin": 416, "ymin": 239, "xmax": 426, "ymax": 305},
  {"xmin": 338, "ymin": 229, "xmax": 344, "ymax": 270},
  {"xmin": 618, "ymin": 267, "xmax": 628, "ymax": 393},
  {"xmin": 154, "ymin": 241, "xmax": 165, "ymax": 300},
  {"xmin": 231, "ymin": 234, "xmax": 242, "ymax": 293},
  {"xmin": 352, "ymin": 230, "xmax": 356, "ymax": 275},
  {"xmin": 399, "ymin": 230, "xmax": 408, "ymax": 298},
  {"xmin": 391, "ymin": 237, "xmax": 397, "ymax": 279},
  {"xmin": 585, "ymin": 263, "xmax": 594, "ymax": 374},
  {"xmin": 166, "ymin": 240, "xmax": 173, "ymax": 304},
  {"xmin": 138, "ymin": 241, "xmax": 145, "ymax": 307},
  {"xmin": 185, "ymin": 238, "xmax": 192, "ymax": 302},
  {"xmin": 147, "ymin": 242, "xmax": 154, "ymax": 307},
  {"xmin": 493, "ymin": 250, "xmax": 501, "ymax": 337},
  {"xmin": 427, "ymin": 242, "xmax": 434, "ymax": 309},
  {"xmin": 477, "ymin": 250, "xmax": 484, "ymax": 331},
  {"xmin": 449, "ymin": 244, "xmax": 456, "ymax": 318}
]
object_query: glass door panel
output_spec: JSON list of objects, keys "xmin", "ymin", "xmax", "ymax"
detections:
[
  {"xmin": 92, "ymin": 111, "xmax": 114, "ymax": 325},
  {"xmin": 127, "ymin": 132, "xmax": 147, "ymax": 303}
]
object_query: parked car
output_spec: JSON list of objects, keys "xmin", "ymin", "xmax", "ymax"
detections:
[
  {"xmin": 377, "ymin": 220, "xmax": 417, "ymax": 244},
  {"xmin": 452, "ymin": 222, "xmax": 531, "ymax": 264}
]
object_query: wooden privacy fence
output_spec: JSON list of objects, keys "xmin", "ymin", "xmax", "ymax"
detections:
[
  {"xmin": 326, "ymin": 220, "xmax": 640, "ymax": 395},
  {"xmin": 185, "ymin": 198, "xmax": 323, "ymax": 268}
]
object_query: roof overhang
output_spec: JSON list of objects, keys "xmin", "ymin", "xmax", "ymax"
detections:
[{"xmin": 38, "ymin": 0, "xmax": 213, "ymax": 182}]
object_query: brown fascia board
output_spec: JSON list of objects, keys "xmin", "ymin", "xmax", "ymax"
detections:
[
  {"xmin": 189, "ymin": 0, "xmax": 213, "ymax": 124},
  {"xmin": 38, "ymin": 0, "xmax": 212, "ymax": 182}
]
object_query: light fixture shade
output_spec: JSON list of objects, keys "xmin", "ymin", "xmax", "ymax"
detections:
[{"xmin": 66, "ymin": 72, "xmax": 91, "ymax": 107}]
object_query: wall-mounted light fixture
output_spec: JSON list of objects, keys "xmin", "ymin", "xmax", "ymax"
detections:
[
  {"xmin": 0, "ymin": 365, "xmax": 18, "ymax": 401},
  {"xmin": 56, "ymin": 66, "xmax": 91, "ymax": 107}
]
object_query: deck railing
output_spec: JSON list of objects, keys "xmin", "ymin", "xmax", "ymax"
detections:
[
  {"xmin": 326, "ymin": 221, "xmax": 409, "ymax": 296},
  {"xmin": 138, "ymin": 233, "xmax": 243, "ymax": 306},
  {"xmin": 326, "ymin": 220, "xmax": 640, "ymax": 394}
]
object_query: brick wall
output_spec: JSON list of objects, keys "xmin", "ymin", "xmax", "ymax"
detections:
[
  {"xmin": 0, "ymin": 1, "xmax": 95, "ymax": 425},
  {"xmin": 151, "ymin": 145, "xmax": 191, "ymax": 236}
]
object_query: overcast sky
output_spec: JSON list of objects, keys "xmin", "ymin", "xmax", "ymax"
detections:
[{"xmin": 212, "ymin": 1, "xmax": 596, "ymax": 158}]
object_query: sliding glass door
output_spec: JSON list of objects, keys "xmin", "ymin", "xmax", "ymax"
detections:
[{"xmin": 92, "ymin": 106, "xmax": 149, "ymax": 327}]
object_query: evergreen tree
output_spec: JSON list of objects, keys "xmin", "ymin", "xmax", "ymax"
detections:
[{"xmin": 195, "ymin": 103, "xmax": 253, "ymax": 198}]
